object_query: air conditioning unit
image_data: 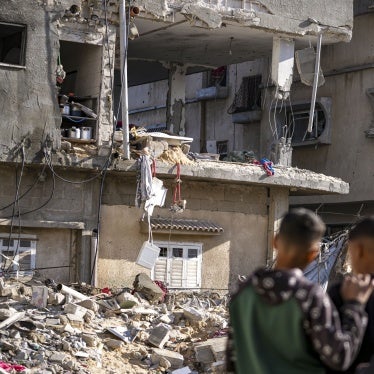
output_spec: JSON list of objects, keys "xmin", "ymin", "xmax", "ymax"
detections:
[{"xmin": 272, "ymin": 97, "xmax": 332, "ymax": 147}]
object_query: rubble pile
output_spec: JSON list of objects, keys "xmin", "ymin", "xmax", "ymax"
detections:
[{"xmin": 0, "ymin": 275, "xmax": 228, "ymax": 373}]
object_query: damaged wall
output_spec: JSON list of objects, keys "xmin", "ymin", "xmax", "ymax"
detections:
[
  {"xmin": 0, "ymin": 0, "xmax": 60, "ymax": 162},
  {"xmin": 0, "ymin": 164, "xmax": 100, "ymax": 282},
  {"xmin": 289, "ymin": 12, "xmax": 374, "ymax": 213},
  {"xmin": 99, "ymin": 175, "xmax": 270, "ymax": 290}
]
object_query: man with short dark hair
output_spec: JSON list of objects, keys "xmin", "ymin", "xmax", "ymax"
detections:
[
  {"xmin": 327, "ymin": 216, "xmax": 374, "ymax": 374},
  {"xmin": 227, "ymin": 209, "xmax": 374, "ymax": 374}
]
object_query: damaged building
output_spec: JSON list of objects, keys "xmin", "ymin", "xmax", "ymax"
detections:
[{"xmin": 0, "ymin": 0, "xmax": 355, "ymax": 292}]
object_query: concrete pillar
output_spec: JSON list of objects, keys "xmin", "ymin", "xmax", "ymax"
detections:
[
  {"xmin": 267, "ymin": 188, "xmax": 289, "ymax": 266},
  {"xmin": 271, "ymin": 37, "xmax": 295, "ymax": 99},
  {"xmin": 166, "ymin": 63, "xmax": 186, "ymax": 136}
]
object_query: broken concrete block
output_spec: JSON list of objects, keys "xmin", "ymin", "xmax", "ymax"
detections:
[
  {"xmin": 105, "ymin": 338, "xmax": 123, "ymax": 350},
  {"xmin": 31, "ymin": 286, "xmax": 49, "ymax": 308},
  {"xmin": 159, "ymin": 356, "xmax": 171, "ymax": 370},
  {"xmin": 194, "ymin": 343, "xmax": 215, "ymax": 364},
  {"xmin": 148, "ymin": 323, "xmax": 170, "ymax": 348},
  {"xmin": 84, "ymin": 309, "xmax": 95, "ymax": 324},
  {"xmin": 194, "ymin": 337, "xmax": 228, "ymax": 364},
  {"xmin": 49, "ymin": 352, "xmax": 67, "ymax": 365},
  {"xmin": 98, "ymin": 298, "xmax": 121, "ymax": 312},
  {"xmin": 82, "ymin": 333, "xmax": 97, "ymax": 347},
  {"xmin": 160, "ymin": 313, "xmax": 174, "ymax": 325},
  {"xmin": 133, "ymin": 273, "xmax": 164, "ymax": 303},
  {"xmin": 183, "ymin": 307, "xmax": 205, "ymax": 322},
  {"xmin": 64, "ymin": 303, "xmax": 88, "ymax": 318},
  {"xmin": 46, "ymin": 318, "xmax": 61, "ymax": 326},
  {"xmin": 66, "ymin": 314, "xmax": 84, "ymax": 328},
  {"xmin": 172, "ymin": 367, "xmax": 193, "ymax": 374},
  {"xmin": 151, "ymin": 348, "xmax": 184, "ymax": 370},
  {"xmin": 0, "ymin": 278, "xmax": 17, "ymax": 297},
  {"xmin": 77, "ymin": 298, "xmax": 99, "ymax": 312},
  {"xmin": 116, "ymin": 292, "xmax": 139, "ymax": 309}
]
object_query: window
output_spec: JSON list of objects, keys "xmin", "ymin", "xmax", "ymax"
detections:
[
  {"xmin": 271, "ymin": 97, "xmax": 332, "ymax": 147},
  {"xmin": 151, "ymin": 242, "xmax": 202, "ymax": 289},
  {"xmin": 0, "ymin": 235, "xmax": 36, "ymax": 276},
  {"xmin": 0, "ymin": 22, "xmax": 26, "ymax": 67}
]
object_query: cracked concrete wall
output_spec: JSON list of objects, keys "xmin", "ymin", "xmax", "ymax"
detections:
[
  {"xmin": 0, "ymin": 164, "xmax": 100, "ymax": 282},
  {"xmin": 289, "ymin": 13, "xmax": 374, "ymax": 210},
  {"xmin": 0, "ymin": 0, "xmax": 61, "ymax": 162},
  {"xmin": 134, "ymin": 0, "xmax": 353, "ymax": 39},
  {"xmin": 99, "ymin": 174, "xmax": 270, "ymax": 290}
]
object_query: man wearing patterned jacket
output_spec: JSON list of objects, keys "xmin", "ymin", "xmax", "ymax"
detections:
[{"xmin": 227, "ymin": 209, "xmax": 374, "ymax": 374}]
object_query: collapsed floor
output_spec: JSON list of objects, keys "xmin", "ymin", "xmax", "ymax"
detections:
[{"xmin": 0, "ymin": 274, "xmax": 228, "ymax": 374}]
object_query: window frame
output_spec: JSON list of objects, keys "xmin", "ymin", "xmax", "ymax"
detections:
[
  {"xmin": 151, "ymin": 241, "xmax": 202, "ymax": 289},
  {"xmin": 0, "ymin": 234, "xmax": 36, "ymax": 276},
  {"xmin": 0, "ymin": 21, "xmax": 27, "ymax": 69}
]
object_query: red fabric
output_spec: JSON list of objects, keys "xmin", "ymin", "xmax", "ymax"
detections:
[
  {"xmin": 154, "ymin": 280, "xmax": 168, "ymax": 302},
  {"xmin": 101, "ymin": 287, "xmax": 112, "ymax": 295},
  {"xmin": 0, "ymin": 362, "xmax": 27, "ymax": 372}
]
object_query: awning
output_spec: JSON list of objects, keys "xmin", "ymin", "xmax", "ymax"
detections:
[{"xmin": 140, "ymin": 217, "xmax": 224, "ymax": 236}]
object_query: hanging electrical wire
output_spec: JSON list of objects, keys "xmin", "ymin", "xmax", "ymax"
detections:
[
  {"xmin": 89, "ymin": 0, "xmax": 133, "ymax": 284},
  {"xmin": 2, "ymin": 145, "xmax": 25, "ymax": 272}
]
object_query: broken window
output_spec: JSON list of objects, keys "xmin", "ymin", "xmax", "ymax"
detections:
[
  {"xmin": 151, "ymin": 242, "xmax": 202, "ymax": 289},
  {"xmin": 0, "ymin": 235, "xmax": 36, "ymax": 276},
  {"xmin": 57, "ymin": 40, "xmax": 102, "ymax": 143},
  {"xmin": 0, "ymin": 22, "xmax": 26, "ymax": 67},
  {"xmin": 271, "ymin": 98, "xmax": 332, "ymax": 147},
  {"xmin": 228, "ymin": 75, "xmax": 262, "ymax": 114}
]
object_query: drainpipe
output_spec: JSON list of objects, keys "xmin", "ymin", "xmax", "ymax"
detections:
[
  {"xmin": 120, "ymin": 0, "xmax": 130, "ymax": 159},
  {"xmin": 307, "ymin": 33, "xmax": 322, "ymax": 133}
]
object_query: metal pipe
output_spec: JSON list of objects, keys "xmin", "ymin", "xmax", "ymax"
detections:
[
  {"xmin": 120, "ymin": 0, "xmax": 130, "ymax": 159},
  {"xmin": 307, "ymin": 33, "xmax": 322, "ymax": 133},
  {"xmin": 57, "ymin": 284, "xmax": 89, "ymax": 301}
]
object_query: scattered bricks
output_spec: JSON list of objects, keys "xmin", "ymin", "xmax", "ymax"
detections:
[
  {"xmin": 183, "ymin": 307, "xmax": 205, "ymax": 322},
  {"xmin": 133, "ymin": 273, "xmax": 164, "ymax": 303},
  {"xmin": 76, "ymin": 299, "xmax": 99, "ymax": 312},
  {"xmin": 151, "ymin": 348, "xmax": 184, "ymax": 370},
  {"xmin": 64, "ymin": 303, "xmax": 88, "ymax": 318},
  {"xmin": 116, "ymin": 292, "xmax": 139, "ymax": 309},
  {"xmin": 148, "ymin": 323, "xmax": 170, "ymax": 348},
  {"xmin": 82, "ymin": 333, "xmax": 98, "ymax": 347},
  {"xmin": 105, "ymin": 338, "xmax": 124, "ymax": 350}
]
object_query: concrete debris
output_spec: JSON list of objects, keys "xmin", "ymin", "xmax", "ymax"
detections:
[
  {"xmin": 0, "ymin": 276, "xmax": 228, "ymax": 373},
  {"xmin": 133, "ymin": 273, "xmax": 164, "ymax": 303}
]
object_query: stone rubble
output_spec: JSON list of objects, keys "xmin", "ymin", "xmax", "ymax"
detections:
[{"xmin": 0, "ymin": 275, "xmax": 229, "ymax": 373}]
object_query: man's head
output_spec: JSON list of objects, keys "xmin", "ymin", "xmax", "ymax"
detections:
[
  {"xmin": 274, "ymin": 208, "xmax": 325, "ymax": 270},
  {"xmin": 348, "ymin": 216, "xmax": 374, "ymax": 274}
]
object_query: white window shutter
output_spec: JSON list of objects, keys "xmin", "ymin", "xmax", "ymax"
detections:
[{"xmin": 152, "ymin": 242, "xmax": 202, "ymax": 289}]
